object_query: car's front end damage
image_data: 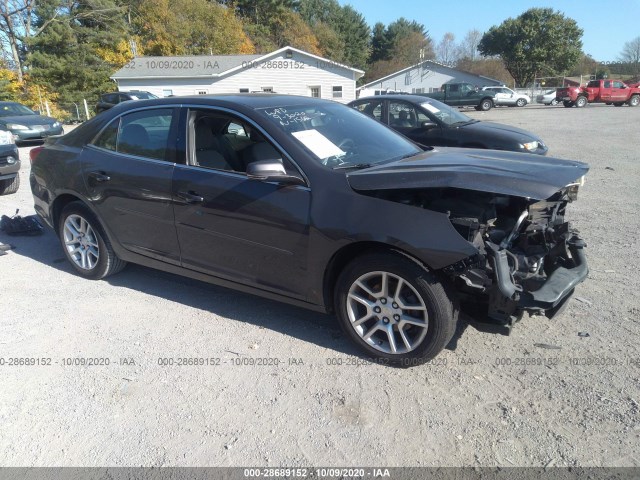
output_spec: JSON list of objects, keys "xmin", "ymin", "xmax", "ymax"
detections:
[
  {"xmin": 347, "ymin": 148, "xmax": 590, "ymax": 331},
  {"xmin": 439, "ymin": 181, "xmax": 588, "ymax": 329}
]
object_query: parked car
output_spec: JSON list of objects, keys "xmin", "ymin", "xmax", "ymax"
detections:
[
  {"xmin": 557, "ymin": 79, "xmax": 640, "ymax": 107},
  {"xmin": 0, "ymin": 102, "xmax": 64, "ymax": 143},
  {"xmin": 348, "ymin": 95, "xmax": 548, "ymax": 155},
  {"xmin": 95, "ymin": 91, "xmax": 159, "ymax": 114},
  {"xmin": 30, "ymin": 95, "xmax": 588, "ymax": 365},
  {"xmin": 536, "ymin": 90, "xmax": 559, "ymax": 105},
  {"xmin": 0, "ymin": 130, "xmax": 20, "ymax": 195},
  {"xmin": 482, "ymin": 86, "xmax": 530, "ymax": 107},
  {"xmin": 422, "ymin": 83, "xmax": 495, "ymax": 110}
]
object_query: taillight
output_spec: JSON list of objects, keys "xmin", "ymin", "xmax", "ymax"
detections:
[{"xmin": 29, "ymin": 146, "xmax": 44, "ymax": 165}]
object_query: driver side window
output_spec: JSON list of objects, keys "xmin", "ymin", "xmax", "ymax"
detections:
[
  {"xmin": 189, "ymin": 109, "xmax": 292, "ymax": 175},
  {"xmin": 388, "ymin": 102, "xmax": 427, "ymax": 128}
]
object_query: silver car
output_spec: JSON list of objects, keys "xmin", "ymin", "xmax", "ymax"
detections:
[{"xmin": 482, "ymin": 86, "xmax": 530, "ymax": 107}]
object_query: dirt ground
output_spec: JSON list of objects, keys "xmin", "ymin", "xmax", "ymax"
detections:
[{"xmin": 0, "ymin": 103, "xmax": 638, "ymax": 467}]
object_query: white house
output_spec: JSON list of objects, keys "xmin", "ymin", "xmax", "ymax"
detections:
[
  {"xmin": 111, "ymin": 46, "xmax": 364, "ymax": 104},
  {"xmin": 359, "ymin": 60, "xmax": 502, "ymax": 97}
]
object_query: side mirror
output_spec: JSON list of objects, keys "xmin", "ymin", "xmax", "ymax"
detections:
[
  {"xmin": 33, "ymin": 109, "xmax": 40, "ymax": 114},
  {"xmin": 246, "ymin": 160, "xmax": 306, "ymax": 186},
  {"xmin": 422, "ymin": 121, "xmax": 437, "ymax": 130}
]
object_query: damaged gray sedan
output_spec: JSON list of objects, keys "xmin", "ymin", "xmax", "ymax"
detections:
[{"xmin": 30, "ymin": 95, "xmax": 588, "ymax": 365}]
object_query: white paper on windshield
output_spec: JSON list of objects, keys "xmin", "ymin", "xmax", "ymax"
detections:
[
  {"xmin": 292, "ymin": 129, "xmax": 344, "ymax": 159},
  {"xmin": 0, "ymin": 130, "xmax": 14, "ymax": 145},
  {"xmin": 421, "ymin": 103, "xmax": 441, "ymax": 114}
]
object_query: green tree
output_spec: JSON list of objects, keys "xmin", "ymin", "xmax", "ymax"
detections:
[
  {"xmin": 365, "ymin": 18, "xmax": 433, "ymax": 82},
  {"xmin": 297, "ymin": 0, "xmax": 369, "ymax": 68},
  {"xmin": 478, "ymin": 8, "xmax": 583, "ymax": 87},
  {"xmin": 28, "ymin": 0, "xmax": 131, "ymax": 104}
]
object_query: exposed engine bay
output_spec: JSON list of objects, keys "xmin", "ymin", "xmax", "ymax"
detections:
[{"xmin": 365, "ymin": 183, "xmax": 587, "ymax": 330}]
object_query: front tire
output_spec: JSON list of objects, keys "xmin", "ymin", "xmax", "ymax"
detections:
[
  {"xmin": 335, "ymin": 253, "xmax": 458, "ymax": 366},
  {"xmin": 575, "ymin": 96, "xmax": 588, "ymax": 108},
  {"xmin": 550, "ymin": 99, "xmax": 558, "ymax": 106},
  {"xmin": 628, "ymin": 95, "xmax": 640, "ymax": 107},
  {"xmin": 0, "ymin": 174, "xmax": 19, "ymax": 195},
  {"xmin": 58, "ymin": 202, "xmax": 127, "ymax": 279},
  {"xmin": 516, "ymin": 98, "xmax": 527, "ymax": 107}
]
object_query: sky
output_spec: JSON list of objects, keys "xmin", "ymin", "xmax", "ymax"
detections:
[{"xmin": 338, "ymin": 0, "xmax": 640, "ymax": 62}]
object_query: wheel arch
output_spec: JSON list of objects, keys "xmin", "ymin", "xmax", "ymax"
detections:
[{"xmin": 322, "ymin": 241, "xmax": 436, "ymax": 314}]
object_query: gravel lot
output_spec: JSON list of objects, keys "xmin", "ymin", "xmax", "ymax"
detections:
[{"xmin": 0, "ymin": 103, "xmax": 639, "ymax": 467}]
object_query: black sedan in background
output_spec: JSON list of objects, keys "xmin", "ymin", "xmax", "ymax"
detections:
[
  {"xmin": 0, "ymin": 102, "xmax": 64, "ymax": 143},
  {"xmin": 349, "ymin": 95, "xmax": 548, "ymax": 155},
  {"xmin": 30, "ymin": 95, "xmax": 588, "ymax": 365}
]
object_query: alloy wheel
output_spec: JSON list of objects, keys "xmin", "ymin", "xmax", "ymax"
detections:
[
  {"xmin": 63, "ymin": 214, "xmax": 100, "ymax": 270},
  {"xmin": 346, "ymin": 271, "xmax": 429, "ymax": 354}
]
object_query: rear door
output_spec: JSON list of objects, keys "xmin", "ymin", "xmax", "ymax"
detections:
[
  {"xmin": 171, "ymin": 106, "xmax": 312, "ymax": 299},
  {"xmin": 80, "ymin": 107, "xmax": 181, "ymax": 264},
  {"xmin": 445, "ymin": 84, "xmax": 460, "ymax": 105},
  {"xmin": 610, "ymin": 81, "xmax": 628, "ymax": 102}
]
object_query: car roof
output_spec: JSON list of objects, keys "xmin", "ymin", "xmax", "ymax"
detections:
[
  {"xmin": 350, "ymin": 94, "xmax": 448, "ymax": 107},
  {"xmin": 109, "ymin": 93, "xmax": 341, "ymax": 110}
]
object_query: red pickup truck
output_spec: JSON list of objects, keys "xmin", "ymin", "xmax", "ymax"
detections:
[{"xmin": 556, "ymin": 79, "xmax": 640, "ymax": 107}]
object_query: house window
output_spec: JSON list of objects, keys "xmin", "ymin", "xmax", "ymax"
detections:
[
  {"xmin": 429, "ymin": 87, "xmax": 440, "ymax": 93},
  {"xmin": 332, "ymin": 86, "xmax": 343, "ymax": 98},
  {"xmin": 310, "ymin": 86, "xmax": 321, "ymax": 98},
  {"xmin": 412, "ymin": 88, "xmax": 425, "ymax": 94},
  {"xmin": 262, "ymin": 87, "xmax": 273, "ymax": 93},
  {"xmin": 405, "ymin": 72, "xmax": 411, "ymax": 85},
  {"xmin": 162, "ymin": 89, "xmax": 173, "ymax": 97},
  {"xmin": 239, "ymin": 88, "xmax": 249, "ymax": 93}
]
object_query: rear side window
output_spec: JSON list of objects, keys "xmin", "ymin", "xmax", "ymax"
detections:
[{"xmin": 92, "ymin": 108, "xmax": 174, "ymax": 161}]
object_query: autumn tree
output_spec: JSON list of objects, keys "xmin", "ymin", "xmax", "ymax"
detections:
[
  {"xmin": 435, "ymin": 32, "xmax": 457, "ymax": 65},
  {"xmin": 478, "ymin": 8, "xmax": 583, "ymax": 87},
  {"xmin": 130, "ymin": 0, "xmax": 254, "ymax": 56},
  {"xmin": 458, "ymin": 29, "xmax": 482, "ymax": 61},
  {"xmin": 618, "ymin": 36, "xmax": 640, "ymax": 76}
]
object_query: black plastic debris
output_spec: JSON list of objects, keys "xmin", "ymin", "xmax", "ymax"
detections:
[{"xmin": 0, "ymin": 210, "xmax": 44, "ymax": 236}]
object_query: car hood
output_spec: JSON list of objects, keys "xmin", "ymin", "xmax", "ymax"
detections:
[
  {"xmin": 460, "ymin": 121, "xmax": 541, "ymax": 142},
  {"xmin": 347, "ymin": 148, "xmax": 589, "ymax": 200},
  {"xmin": 0, "ymin": 115, "xmax": 58, "ymax": 126}
]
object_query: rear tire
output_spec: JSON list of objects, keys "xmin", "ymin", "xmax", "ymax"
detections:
[
  {"xmin": 628, "ymin": 95, "xmax": 640, "ymax": 107},
  {"xmin": 563, "ymin": 101, "xmax": 574, "ymax": 108},
  {"xmin": 334, "ymin": 252, "xmax": 458, "ymax": 366},
  {"xmin": 0, "ymin": 174, "xmax": 19, "ymax": 196},
  {"xmin": 575, "ymin": 96, "xmax": 588, "ymax": 108},
  {"xmin": 478, "ymin": 99, "xmax": 493, "ymax": 111},
  {"xmin": 58, "ymin": 202, "xmax": 127, "ymax": 279}
]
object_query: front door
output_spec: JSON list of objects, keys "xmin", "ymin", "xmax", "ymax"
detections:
[
  {"xmin": 172, "ymin": 107, "xmax": 312, "ymax": 299},
  {"xmin": 81, "ymin": 107, "xmax": 181, "ymax": 264}
]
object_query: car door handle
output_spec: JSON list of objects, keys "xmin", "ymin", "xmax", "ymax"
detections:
[
  {"xmin": 177, "ymin": 191, "xmax": 204, "ymax": 204},
  {"xmin": 88, "ymin": 171, "xmax": 111, "ymax": 182}
]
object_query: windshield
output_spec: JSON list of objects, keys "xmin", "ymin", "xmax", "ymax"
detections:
[
  {"xmin": 418, "ymin": 99, "xmax": 473, "ymax": 126},
  {"xmin": 0, "ymin": 103, "xmax": 37, "ymax": 117},
  {"xmin": 257, "ymin": 102, "xmax": 421, "ymax": 168}
]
